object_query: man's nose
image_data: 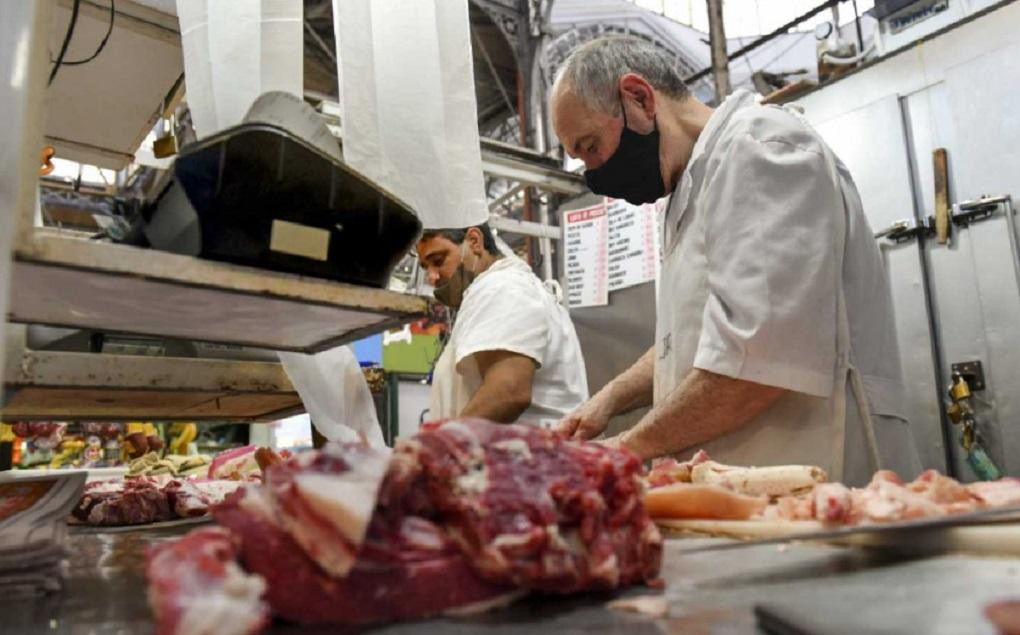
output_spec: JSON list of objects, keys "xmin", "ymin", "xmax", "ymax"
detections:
[{"xmin": 427, "ymin": 269, "xmax": 441, "ymax": 285}]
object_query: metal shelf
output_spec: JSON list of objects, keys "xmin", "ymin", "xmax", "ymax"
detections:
[
  {"xmin": 9, "ymin": 230, "xmax": 428, "ymax": 353},
  {"xmin": 1, "ymin": 326, "xmax": 303, "ymax": 422}
]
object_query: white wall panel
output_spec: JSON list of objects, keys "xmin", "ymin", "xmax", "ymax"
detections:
[{"xmin": 811, "ymin": 96, "xmax": 945, "ymax": 471}]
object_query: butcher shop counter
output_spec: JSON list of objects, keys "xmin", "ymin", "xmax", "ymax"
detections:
[{"xmin": 4, "ymin": 526, "xmax": 1017, "ymax": 634}]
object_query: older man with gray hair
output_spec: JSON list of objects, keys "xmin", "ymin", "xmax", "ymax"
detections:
[{"xmin": 551, "ymin": 36, "xmax": 921, "ymax": 485}]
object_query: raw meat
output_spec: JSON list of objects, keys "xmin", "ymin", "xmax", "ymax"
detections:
[
  {"xmin": 647, "ymin": 450, "xmax": 710, "ymax": 487},
  {"xmin": 644, "ymin": 483, "xmax": 767, "ymax": 520},
  {"xmin": 73, "ymin": 477, "xmax": 172, "ymax": 526},
  {"xmin": 213, "ymin": 487, "xmax": 515, "ymax": 625},
  {"xmin": 647, "ymin": 450, "xmax": 826, "ymax": 498},
  {"xmin": 148, "ymin": 420, "xmax": 662, "ymax": 631},
  {"xmin": 768, "ymin": 469, "xmax": 1020, "ymax": 525},
  {"xmin": 690, "ymin": 461, "xmax": 826, "ymax": 497},
  {"xmin": 208, "ymin": 446, "xmax": 262, "ymax": 481},
  {"xmin": 146, "ymin": 526, "xmax": 268, "ymax": 635},
  {"xmin": 71, "ymin": 477, "xmax": 241, "ymax": 526},
  {"xmin": 967, "ymin": 478, "xmax": 1020, "ymax": 507},
  {"xmin": 812, "ymin": 482, "xmax": 852, "ymax": 523},
  {"xmin": 264, "ymin": 442, "xmax": 389, "ymax": 577},
  {"xmin": 164, "ymin": 480, "xmax": 243, "ymax": 518},
  {"xmin": 407, "ymin": 419, "xmax": 663, "ymax": 592}
]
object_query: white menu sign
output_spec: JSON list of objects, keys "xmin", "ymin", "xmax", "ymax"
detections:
[
  {"xmin": 562, "ymin": 202, "xmax": 609, "ymax": 308},
  {"xmin": 606, "ymin": 198, "xmax": 661, "ymax": 291}
]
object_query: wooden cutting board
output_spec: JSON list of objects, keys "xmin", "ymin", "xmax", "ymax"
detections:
[
  {"xmin": 657, "ymin": 518, "xmax": 823, "ymax": 540},
  {"xmin": 657, "ymin": 518, "xmax": 1020, "ymax": 557}
]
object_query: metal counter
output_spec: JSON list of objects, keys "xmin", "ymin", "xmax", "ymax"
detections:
[{"xmin": 3, "ymin": 526, "xmax": 1017, "ymax": 634}]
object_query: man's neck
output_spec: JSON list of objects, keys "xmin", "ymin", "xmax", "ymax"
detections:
[
  {"xmin": 659, "ymin": 95, "xmax": 715, "ymax": 191},
  {"xmin": 475, "ymin": 251, "xmax": 501, "ymax": 274}
]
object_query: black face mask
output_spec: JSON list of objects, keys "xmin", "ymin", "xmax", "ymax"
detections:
[{"xmin": 583, "ymin": 98, "xmax": 665, "ymax": 205}]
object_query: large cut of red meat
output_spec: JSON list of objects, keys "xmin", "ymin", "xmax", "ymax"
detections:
[
  {"xmin": 213, "ymin": 487, "xmax": 516, "ymax": 625},
  {"xmin": 146, "ymin": 526, "xmax": 269, "ymax": 635},
  {"xmin": 406, "ymin": 419, "xmax": 663, "ymax": 592},
  {"xmin": 148, "ymin": 419, "xmax": 662, "ymax": 631}
]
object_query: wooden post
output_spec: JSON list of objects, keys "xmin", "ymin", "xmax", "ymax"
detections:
[
  {"xmin": 933, "ymin": 148, "xmax": 950, "ymax": 245},
  {"xmin": 706, "ymin": 0, "xmax": 730, "ymax": 103}
]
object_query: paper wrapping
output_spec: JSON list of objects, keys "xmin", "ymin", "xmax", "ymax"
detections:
[
  {"xmin": 278, "ymin": 347, "xmax": 385, "ymax": 448},
  {"xmin": 176, "ymin": 0, "xmax": 303, "ymax": 139},
  {"xmin": 333, "ymin": 0, "xmax": 488, "ymax": 230}
]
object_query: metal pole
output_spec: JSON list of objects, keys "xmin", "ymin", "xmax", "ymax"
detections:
[
  {"xmin": 706, "ymin": 0, "xmax": 730, "ymax": 103},
  {"xmin": 851, "ymin": 0, "xmax": 865, "ymax": 56},
  {"xmin": 686, "ymin": 0, "xmax": 840, "ymax": 84},
  {"xmin": 898, "ymin": 102, "xmax": 955, "ymax": 477}
]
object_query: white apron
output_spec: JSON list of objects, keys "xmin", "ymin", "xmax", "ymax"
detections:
[
  {"xmin": 653, "ymin": 103, "xmax": 882, "ymax": 483},
  {"xmin": 429, "ymin": 257, "xmax": 588, "ymax": 429}
]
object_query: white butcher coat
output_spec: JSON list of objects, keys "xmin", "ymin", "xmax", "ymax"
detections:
[
  {"xmin": 430, "ymin": 255, "xmax": 589, "ymax": 428},
  {"xmin": 654, "ymin": 90, "xmax": 922, "ymax": 486}
]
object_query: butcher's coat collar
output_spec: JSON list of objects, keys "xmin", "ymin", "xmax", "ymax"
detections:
[{"xmin": 682, "ymin": 89, "xmax": 757, "ymax": 180}]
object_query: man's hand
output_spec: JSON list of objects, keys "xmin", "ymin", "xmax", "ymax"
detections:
[
  {"xmin": 558, "ymin": 346, "xmax": 657, "ymax": 439},
  {"xmin": 557, "ymin": 395, "xmax": 614, "ymax": 439},
  {"xmin": 593, "ymin": 435, "xmax": 623, "ymax": 451}
]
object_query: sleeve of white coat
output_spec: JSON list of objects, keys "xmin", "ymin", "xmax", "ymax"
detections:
[
  {"xmin": 693, "ymin": 132, "xmax": 838, "ymax": 397},
  {"xmin": 453, "ymin": 275, "xmax": 548, "ymax": 371}
]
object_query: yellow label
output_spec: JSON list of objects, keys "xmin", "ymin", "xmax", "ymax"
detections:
[{"xmin": 270, "ymin": 219, "xmax": 330, "ymax": 261}]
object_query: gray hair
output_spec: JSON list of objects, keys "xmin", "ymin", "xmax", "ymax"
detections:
[{"xmin": 554, "ymin": 37, "xmax": 689, "ymax": 114}]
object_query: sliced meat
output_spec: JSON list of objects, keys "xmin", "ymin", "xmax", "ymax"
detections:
[
  {"xmin": 643, "ymin": 482, "xmax": 767, "ymax": 520},
  {"xmin": 848, "ymin": 471, "xmax": 947, "ymax": 524},
  {"xmin": 208, "ymin": 446, "xmax": 261, "ymax": 481},
  {"xmin": 165, "ymin": 480, "xmax": 242, "ymax": 518},
  {"xmin": 646, "ymin": 450, "xmax": 710, "ymax": 488},
  {"xmin": 264, "ymin": 442, "xmax": 389, "ymax": 578},
  {"xmin": 213, "ymin": 487, "xmax": 513, "ymax": 625},
  {"xmin": 146, "ymin": 526, "xmax": 268, "ymax": 635},
  {"xmin": 85, "ymin": 478, "xmax": 173, "ymax": 526},
  {"xmin": 908, "ymin": 469, "xmax": 975, "ymax": 508},
  {"xmin": 968, "ymin": 478, "xmax": 1020, "ymax": 508},
  {"xmin": 767, "ymin": 493, "xmax": 815, "ymax": 521},
  {"xmin": 71, "ymin": 479, "xmax": 126, "ymax": 522},
  {"xmin": 812, "ymin": 482, "xmax": 851, "ymax": 523},
  {"xmin": 691, "ymin": 462, "xmax": 827, "ymax": 498}
]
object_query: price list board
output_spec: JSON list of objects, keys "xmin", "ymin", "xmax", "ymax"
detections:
[
  {"xmin": 606, "ymin": 198, "xmax": 661, "ymax": 292},
  {"xmin": 562, "ymin": 202, "xmax": 609, "ymax": 308}
]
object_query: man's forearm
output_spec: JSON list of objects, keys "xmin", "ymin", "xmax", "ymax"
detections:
[
  {"xmin": 460, "ymin": 380, "xmax": 530, "ymax": 423},
  {"xmin": 619, "ymin": 368, "xmax": 785, "ymax": 461},
  {"xmin": 596, "ymin": 347, "xmax": 656, "ymax": 415}
]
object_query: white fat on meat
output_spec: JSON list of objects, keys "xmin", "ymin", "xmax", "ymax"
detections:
[
  {"xmin": 270, "ymin": 445, "xmax": 390, "ymax": 578},
  {"xmin": 607, "ymin": 594, "xmax": 669, "ymax": 618},
  {"xmin": 490, "ymin": 532, "xmax": 536, "ymax": 550},
  {"xmin": 456, "ymin": 461, "xmax": 489, "ymax": 495},
  {"xmin": 691, "ymin": 462, "xmax": 827, "ymax": 498},
  {"xmin": 442, "ymin": 591, "xmax": 528, "ymax": 617},
  {"xmin": 172, "ymin": 561, "xmax": 266, "ymax": 635},
  {"xmin": 490, "ymin": 439, "xmax": 533, "ymax": 461},
  {"xmin": 192, "ymin": 480, "xmax": 243, "ymax": 501},
  {"xmin": 292, "ymin": 472, "xmax": 380, "ymax": 544}
]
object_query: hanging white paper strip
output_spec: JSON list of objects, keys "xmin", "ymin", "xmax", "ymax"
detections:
[
  {"xmin": 333, "ymin": 0, "xmax": 488, "ymax": 230},
  {"xmin": 176, "ymin": 0, "xmax": 303, "ymax": 139}
]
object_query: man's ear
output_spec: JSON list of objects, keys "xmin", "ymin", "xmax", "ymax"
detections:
[
  {"xmin": 619, "ymin": 73, "xmax": 657, "ymax": 123},
  {"xmin": 465, "ymin": 227, "xmax": 484, "ymax": 255}
]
